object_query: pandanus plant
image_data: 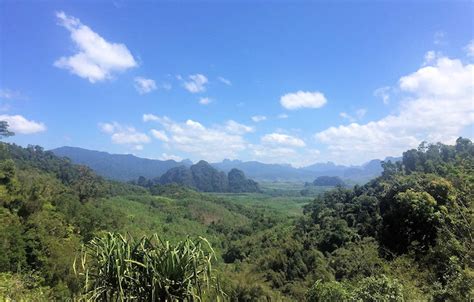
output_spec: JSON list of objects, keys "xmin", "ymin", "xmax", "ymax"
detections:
[{"xmin": 74, "ymin": 232, "xmax": 224, "ymax": 301}]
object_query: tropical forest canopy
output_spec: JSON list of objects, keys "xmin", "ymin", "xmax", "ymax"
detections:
[{"xmin": 0, "ymin": 120, "xmax": 472, "ymax": 301}]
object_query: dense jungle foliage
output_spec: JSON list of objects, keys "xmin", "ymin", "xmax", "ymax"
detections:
[{"xmin": 0, "ymin": 129, "xmax": 472, "ymax": 300}]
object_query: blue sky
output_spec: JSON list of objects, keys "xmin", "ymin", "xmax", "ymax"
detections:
[{"xmin": 1, "ymin": 1, "xmax": 473, "ymax": 166}]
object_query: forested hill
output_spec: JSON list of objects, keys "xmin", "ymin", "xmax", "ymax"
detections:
[
  {"xmin": 227, "ymin": 137, "xmax": 473, "ymax": 300},
  {"xmin": 52, "ymin": 146, "xmax": 400, "ymax": 183},
  {"xmin": 52, "ymin": 146, "xmax": 190, "ymax": 181},
  {"xmin": 135, "ymin": 160, "xmax": 260, "ymax": 193},
  {"xmin": 0, "ymin": 135, "xmax": 473, "ymax": 300}
]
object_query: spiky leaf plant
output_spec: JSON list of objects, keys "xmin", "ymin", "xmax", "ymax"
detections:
[{"xmin": 74, "ymin": 232, "xmax": 223, "ymax": 301}]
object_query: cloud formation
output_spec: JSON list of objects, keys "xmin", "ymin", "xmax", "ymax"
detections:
[
  {"xmin": 280, "ymin": 91, "xmax": 327, "ymax": 110},
  {"xmin": 199, "ymin": 97, "xmax": 212, "ymax": 105},
  {"xmin": 217, "ymin": 76, "xmax": 232, "ymax": 85},
  {"xmin": 99, "ymin": 122, "xmax": 150, "ymax": 147},
  {"xmin": 54, "ymin": 11, "xmax": 137, "ymax": 83},
  {"xmin": 0, "ymin": 114, "xmax": 46, "ymax": 134},
  {"xmin": 373, "ymin": 86, "xmax": 391, "ymax": 104},
  {"xmin": 261, "ymin": 133, "xmax": 306, "ymax": 147},
  {"xmin": 316, "ymin": 56, "xmax": 474, "ymax": 164},
  {"xmin": 143, "ymin": 115, "xmax": 248, "ymax": 161},
  {"xmin": 183, "ymin": 74, "xmax": 208, "ymax": 93},
  {"xmin": 134, "ymin": 77, "xmax": 157, "ymax": 94},
  {"xmin": 225, "ymin": 120, "xmax": 255, "ymax": 134},
  {"xmin": 251, "ymin": 115, "xmax": 267, "ymax": 122}
]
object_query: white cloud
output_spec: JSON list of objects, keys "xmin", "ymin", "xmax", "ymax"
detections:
[
  {"xmin": 142, "ymin": 115, "xmax": 248, "ymax": 161},
  {"xmin": 199, "ymin": 97, "xmax": 212, "ymax": 105},
  {"xmin": 150, "ymin": 129, "xmax": 169, "ymax": 142},
  {"xmin": 399, "ymin": 57, "xmax": 472, "ymax": 98},
  {"xmin": 277, "ymin": 113, "xmax": 288, "ymax": 119},
  {"xmin": 217, "ymin": 76, "xmax": 232, "ymax": 85},
  {"xmin": 159, "ymin": 153, "xmax": 183, "ymax": 162},
  {"xmin": 225, "ymin": 120, "xmax": 255, "ymax": 134},
  {"xmin": 464, "ymin": 40, "xmax": 474, "ymax": 58},
  {"xmin": 261, "ymin": 133, "xmax": 306, "ymax": 147},
  {"xmin": 134, "ymin": 77, "xmax": 157, "ymax": 94},
  {"xmin": 143, "ymin": 114, "xmax": 159, "ymax": 122},
  {"xmin": 99, "ymin": 122, "xmax": 150, "ymax": 146},
  {"xmin": 0, "ymin": 114, "xmax": 46, "ymax": 134},
  {"xmin": 316, "ymin": 55, "xmax": 474, "ymax": 164},
  {"xmin": 373, "ymin": 86, "xmax": 391, "ymax": 104},
  {"xmin": 251, "ymin": 115, "xmax": 267, "ymax": 122},
  {"xmin": 182, "ymin": 74, "xmax": 208, "ymax": 93},
  {"xmin": 280, "ymin": 91, "xmax": 327, "ymax": 110},
  {"xmin": 54, "ymin": 11, "xmax": 137, "ymax": 83}
]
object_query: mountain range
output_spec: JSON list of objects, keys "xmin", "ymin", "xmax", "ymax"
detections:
[{"xmin": 51, "ymin": 146, "xmax": 401, "ymax": 183}]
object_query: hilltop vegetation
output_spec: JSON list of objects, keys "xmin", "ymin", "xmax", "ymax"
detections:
[
  {"xmin": 0, "ymin": 128, "xmax": 472, "ymax": 300},
  {"xmin": 135, "ymin": 160, "xmax": 260, "ymax": 193},
  {"xmin": 311, "ymin": 175, "xmax": 345, "ymax": 186}
]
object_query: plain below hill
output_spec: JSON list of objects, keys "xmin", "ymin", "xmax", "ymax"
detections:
[{"xmin": 52, "ymin": 146, "xmax": 191, "ymax": 181}]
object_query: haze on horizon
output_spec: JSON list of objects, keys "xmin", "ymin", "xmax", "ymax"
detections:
[{"xmin": 1, "ymin": 1, "xmax": 473, "ymax": 166}]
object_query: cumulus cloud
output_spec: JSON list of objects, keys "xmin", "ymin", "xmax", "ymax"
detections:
[
  {"xmin": 99, "ymin": 122, "xmax": 150, "ymax": 147},
  {"xmin": 280, "ymin": 91, "xmax": 327, "ymax": 110},
  {"xmin": 0, "ymin": 114, "xmax": 46, "ymax": 134},
  {"xmin": 316, "ymin": 55, "xmax": 474, "ymax": 164},
  {"xmin": 54, "ymin": 11, "xmax": 137, "ymax": 83},
  {"xmin": 134, "ymin": 77, "xmax": 157, "ymax": 94},
  {"xmin": 251, "ymin": 115, "xmax": 267, "ymax": 122},
  {"xmin": 277, "ymin": 113, "xmax": 288, "ymax": 119},
  {"xmin": 142, "ymin": 115, "xmax": 248, "ymax": 161},
  {"xmin": 261, "ymin": 133, "xmax": 306, "ymax": 147},
  {"xmin": 199, "ymin": 97, "xmax": 212, "ymax": 105},
  {"xmin": 182, "ymin": 74, "xmax": 208, "ymax": 93},
  {"xmin": 217, "ymin": 76, "xmax": 231, "ymax": 85}
]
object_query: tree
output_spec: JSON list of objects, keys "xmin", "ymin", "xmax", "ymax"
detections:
[{"xmin": 0, "ymin": 121, "xmax": 14, "ymax": 139}]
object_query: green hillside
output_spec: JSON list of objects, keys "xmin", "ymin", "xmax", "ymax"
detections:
[{"xmin": 0, "ymin": 137, "xmax": 472, "ymax": 301}]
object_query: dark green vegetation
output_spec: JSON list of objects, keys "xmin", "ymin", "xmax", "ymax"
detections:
[
  {"xmin": 1, "ymin": 128, "xmax": 472, "ymax": 301},
  {"xmin": 135, "ymin": 161, "xmax": 260, "ymax": 193},
  {"xmin": 311, "ymin": 176, "xmax": 345, "ymax": 187}
]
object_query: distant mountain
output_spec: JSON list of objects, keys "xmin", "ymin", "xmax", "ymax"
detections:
[
  {"xmin": 159, "ymin": 161, "xmax": 259, "ymax": 193},
  {"xmin": 212, "ymin": 158, "xmax": 401, "ymax": 183},
  {"xmin": 52, "ymin": 146, "xmax": 401, "ymax": 183},
  {"xmin": 52, "ymin": 146, "xmax": 189, "ymax": 181}
]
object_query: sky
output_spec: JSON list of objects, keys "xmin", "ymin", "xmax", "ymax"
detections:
[{"xmin": 0, "ymin": 1, "xmax": 473, "ymax": 166}]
